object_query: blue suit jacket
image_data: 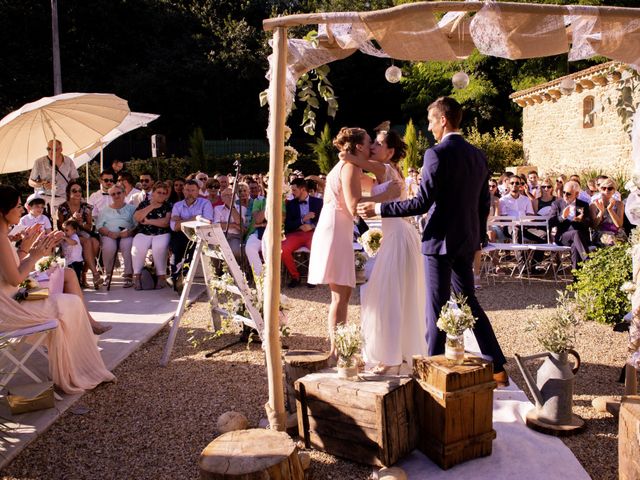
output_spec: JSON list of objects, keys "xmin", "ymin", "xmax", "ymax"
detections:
[
  {"xmin": 284, "ymin": 196, "xmax": 323, "ymax": 234},
  {"xmin": 381, "ymin": 134, "xmax": 490, "ymax": 257}
]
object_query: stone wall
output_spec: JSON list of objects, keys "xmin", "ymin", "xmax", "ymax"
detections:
[{"xmin": 516, "ymin": 67, "xmax": 640, "ymax": 180}]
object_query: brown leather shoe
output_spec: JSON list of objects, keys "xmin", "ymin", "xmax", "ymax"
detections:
[{"xmin": 493, "ymin": 371, "xmax": 509, "ymax": 388}]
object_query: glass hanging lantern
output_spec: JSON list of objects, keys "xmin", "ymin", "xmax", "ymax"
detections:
[
  {"xmin": 385, "ymin": 65, "xmax": 402, "ymax": 83},
  {"xmin": 452, "ymin": 71, "xmax": 470, "ymax": 89}
]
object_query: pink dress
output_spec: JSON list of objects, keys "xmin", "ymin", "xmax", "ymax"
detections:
[
  {"xmin": 308, "ymin": 161, "xmax": 357, "ymax": 287},
  {"xmin": 0, "ymin": 242, "xmax": 115, "ymax": 394}
]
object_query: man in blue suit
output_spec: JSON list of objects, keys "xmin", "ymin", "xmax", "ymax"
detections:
[
  {"xmin": 358, "ymin": 97, "xmax": 507, "ymax": 385},
  {"xmin": 283, "ymin": 178, "xmax": 323, "ymax": 288}
]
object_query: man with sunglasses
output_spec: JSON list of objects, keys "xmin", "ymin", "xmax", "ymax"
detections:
[
  {"xmin": 88, "ymin": 170, "xmax": 116, "ymax": 219},
  {"xmin": 28, "ymin": 140, "xmax": 79, "ymax": 210},
  {"xmin": 549, "ymin": 180, "xmax": 592, "ymax": 271},
  {"xmin": 131, "ymin": 172, "xmax": 154, "ymax": 207}
]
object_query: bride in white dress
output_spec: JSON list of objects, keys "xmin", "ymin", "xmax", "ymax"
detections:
[{"xmin": 345, "ymin": 126, "xmax": 427, "ymax": 374}]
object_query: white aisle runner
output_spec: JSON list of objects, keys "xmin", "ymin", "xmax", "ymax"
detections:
[{"xmin": 397, "ymin": 331, "xmax": 590, "ymax": 480}]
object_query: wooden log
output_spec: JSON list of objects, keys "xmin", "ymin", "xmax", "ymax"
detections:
[
  {"xmin": 199, "ymin": 429, "xmax": 305, "ymax": 480},
  {"xmin": 619, "ymin": 396, "xmax": 640, "ymax": 480},
  {"xmin": 284, "ymin": 350, "xmax": 330, "ymax": 414}
]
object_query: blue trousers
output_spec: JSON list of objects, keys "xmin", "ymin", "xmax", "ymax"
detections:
[{"xmin": 424, "ymin": 253, "xmax": 506, "ymax": 372}]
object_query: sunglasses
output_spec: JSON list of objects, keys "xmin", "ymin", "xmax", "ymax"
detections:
[
  {"xmin": 600, "ymin": 186, "xmax": 614, "ymax": 191},
  {"xmin": 562, "ymin": 191, "xmax": 574, "ymax": 196},
  {"xmin": 541, "ymin": 185, "xmax": 552, "ymax": 189},
  {"xmin": 510, "ymin": 182, "xmax": 521, "ymax": 186},
  {"xmin": 70, "ymin": 188, "xmax": 82, "ymax": 193},
  {"xmin": 109, "ymin": 192, "xmax": 123, "ymax": 197},
  {"xmin": 556, "ymin": 180, "xmax": 564, "ymax": 184},
  {"xmin": 102, "ymin": 179, "xmax": 114, "ymax": 183},
  {"xmin": 489, "ymin": 184, "xmax": 497, "ymax": 188},
  {"xmin": 140, "ymin": 179, "xmax": 151, "ymax": 183}
]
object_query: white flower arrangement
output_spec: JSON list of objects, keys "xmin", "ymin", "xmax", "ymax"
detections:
[
  {"xmin": 35, "ymin": 254, "xmax": 64, "ymax": 272},
  {"xmin": 334, "ymin": 323, "xmax": 362, "ymax": 366},
  {"xmin": 436, "ymin": 295, "xmax": 476, "ymax": 337},
  {"xmin": 361, "ymin": 228, "xmax": 383, "ymax": 257},
  {"xmin": 284, "ymin": 145, "xmax": 298, "ymax": 167},
  {"xmin": 599, "ymin": 232, "xmax": 616, "ymax": 247}
]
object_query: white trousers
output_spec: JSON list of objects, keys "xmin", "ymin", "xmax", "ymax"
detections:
[
  {"xmin": 131, "ymin": 233, "xmax": 170, "ymax": 275},
  {"xmin": 101, "ymin": 236, "xmax": 133, "ymax": 276},
  {"xmin": 245, "ymin": 232, "xmax": 263, "ymax": 279}
]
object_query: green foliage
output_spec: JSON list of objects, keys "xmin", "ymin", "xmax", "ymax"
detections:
[
  {"xmin": 603, "ymin": 67, "xmax": 640, "ymax": 140},
  {"xmin": 188, "ymin": 127, "xmax": 206, "ymax": 172},
  {"xmin": 526, "ymin": 291, "xmax": 582, "ymax": 353},
  {"xmin": 402, "ymin": 119, "xmax": 420, "ymax": 175},
  {"xmin": 297, "ymin": 55, "xmax": 338, "ymax": 136},
  {"xmin": 309, "ymin": 124, "xmax": 338, "ymax": 174},
  {"xmin": 465, "ymin": 124, "xmax": 524, "ymax": 174},
  {"xmin": 570, "ymin": 242, "xmax": 632, "ymax": 325}
]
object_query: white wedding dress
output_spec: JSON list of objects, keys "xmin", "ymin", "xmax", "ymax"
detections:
[{"xmin": 361, "ymin": 164, "xmax": 428, "ymax": 367}]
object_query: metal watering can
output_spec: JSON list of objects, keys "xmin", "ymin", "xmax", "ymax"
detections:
[{"xmin": 514, "ymin": 350, "xmax": 585, "ymax": 433}]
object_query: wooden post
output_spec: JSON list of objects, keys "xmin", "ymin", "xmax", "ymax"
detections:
[{"xmin": 264, "ymin": 26, "xmax": 288, "ymax": 432}]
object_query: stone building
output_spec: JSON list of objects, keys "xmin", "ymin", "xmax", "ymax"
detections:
[{"xmin": 510, "ymin": 61, "xmax": 640, "ymax": 178}]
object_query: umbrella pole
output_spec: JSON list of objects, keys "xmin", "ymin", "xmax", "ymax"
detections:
[
  {"xmin": 51, "ymin": 136, "xmax": 57, "ymax": 228},
  {"xmin": 100, "ymin": 145, "xmax": 104, "ymax": 173},
  {"xmin": 86, "ymin": 162, "xmax": 90, "ymax": 199},
  {"xmin": 263, "ymin": 26, "xmax": 288, "ymax": 432}
]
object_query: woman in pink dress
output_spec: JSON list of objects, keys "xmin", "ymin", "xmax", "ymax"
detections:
[
  {"xmin": 308, "ymin": 128, "xmax": 369, "ymax": 359},
  {"xmin": 0, "ymin": 185, "xmax": 115, "ymax": 394}
]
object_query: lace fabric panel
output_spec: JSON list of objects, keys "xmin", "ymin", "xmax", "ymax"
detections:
[
  {"xmin": 568, "ymin": 6, "xmax": 640, "ymax": 71},
  {"xmin": 359, "ymin": 9, "xmax": 458, "ymax": 61},
  {"xmin": 319, "ymin": 22, "xmax": 390, "ymax": 59},
  {"xmin": 470, "ymin": 2, "xmax": 568, "ymax": 59}
]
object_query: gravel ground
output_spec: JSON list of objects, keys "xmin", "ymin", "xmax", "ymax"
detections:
[{"xmin": 0, "ymin": 278, "xmax": 628, "ymax": 480}]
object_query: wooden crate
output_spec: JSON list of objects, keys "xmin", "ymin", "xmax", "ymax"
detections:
[
  {"xmin": 619, "ymin": 395, "xmax": 640, "ymax": 480},
  {"xmin": 413, "ymin": 355, "xmax": 497, "ymax": 470},
  {"xmin": 295, "ymin": 370, "xmax": 417, "ymax": 467}
]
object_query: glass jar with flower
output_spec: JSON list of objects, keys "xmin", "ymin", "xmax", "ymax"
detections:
[
  {"xmin": 436, "ymin": 295, "xmax": 477, "ymax": 365},
  {"xmin": 334, "ymin": 323, "xmax": 362, "ymax": 380},
  {"xmin": 354, "ymin": 251, "xmax": 368, "ymax": 285}
]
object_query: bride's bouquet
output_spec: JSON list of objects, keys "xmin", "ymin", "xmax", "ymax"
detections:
[
  {"xmin": 361, "ymin": 228, "xmax": 382, "ymax": 257},
  {"xmin": 35, "ymin": 253, "xmax": 64, "ymax": 272}
]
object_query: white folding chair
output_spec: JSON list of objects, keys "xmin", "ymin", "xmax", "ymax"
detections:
[
  {"xmin": 0, "ymin": 319, "xmax": 62, "ymax": 400},
  {"xmin": 519, "ymin": 216, "xmax": 572, "ymax": 282},
  {"xmin": 485, "ymin": 216, "xmax": 529, "ymax": 281}
]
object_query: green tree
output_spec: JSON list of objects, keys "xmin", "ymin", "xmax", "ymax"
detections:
[
  {"xmin": 310, "ymin": 124, "xmax": 338, "ymax": 173},
  {"xmin": 402, "ymin": 119, "xmax": 420, "ymax": 175},
  {"xmin": 188, "ymin": 127, "xmax": 206, "ymax": 171},
  {"xmin": 465, "ymin": 124, "xmax": 524, "ymax": 174}
]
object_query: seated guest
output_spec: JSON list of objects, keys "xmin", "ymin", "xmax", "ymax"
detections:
[
  {"xmin": 132, "ymin": 181, "xmax": 172, "ymax": 290},
  {"xmin": 96, "ymin": 184, "xmax": 137, "ymax": 288},
  {"xmin": 196, "ymin": 172, "xmax": 209, "ymax": 198},
  {"xmin": 526, "ymin": 170, "xmax": 540, "ymax": 200},
  {"xmin": 554, "ymin": 174, "xmax": 567, "ymax": 200},
  {"xmin": 169, "ymin": 177, "xmax": 185, "ymax": 205},
  {"xmin": 118, "ymin": 172, "xmax": 141, "ymax": 206},
  {"xmin": 206, "ymin": 178, "xmax": 223, "ymax": 207},
  {"xmin": 497, "ymin": 172, "xmax": 514, "ymax": 196},
  {"xmin": 282, "ymin": 178, "xmax": 323, "ymax": 288},
  {"xmin": 569, "ymin": 174, "xmax": 591, "ymax": 203},
  {"xmin": 61, "ymin": 219, "xmax": 84, "ymax": 284},
  {"xmin": 19, "ymin": 193, "xmax": 52, "ymax": 234},
  {"xmin": 88, "ymin": 170, "xmax": 115, "ymax": 219},
  {"xmin": 499, "ymin": 176, "xmax": 544, "ymax": 256},
  {"xmin": 0, "ymin": 185, "xmax": 114, "ymax": 394},
  {"xmin": 58, "ymin": 180, "xmax": 102, "ymax": 289},
  {"xmin": 245, "ymin": 192, "xmax": 267, "ymax": 280},
  {"xmin": 110, "ymin": 158, "xmax": 126, "ymax": 178},
  {"xmin": 169, "ymin": 179, "xmax": 214, "ymax": 288},
  {"xmin": 590, "ymin": 175, "xmax": 622, "ymax": 204},
  {"xmin": 235, "ymin": 182, "xmax": 253, "ymax": 226},
  {"xmin": 533, "ymin": 177, "xmax": 556, "ymax": 217},
  {"xmin": 549, "ymin": 180, "xmax": 592, "ymax": 270},
  {"xmin": 248, "ymin": 179, "xmax": 264, "ymax": 201},
  {"xmin": 213, "ymin": 187, "xmax": 249, "ymax": 263},
  {"xmin": 486, "ymin": 179, "xmax": 503, "ymax": 242},
  {"xmin": 216, "ymin": 174, "xmax": 230, "ymax": 192},
  {"xmin": 590, "ymin": 177, "xmax": 625, "ymax": 240},
  {"xmin": 131, "ymin": 172, "xmax": 154, "ymax": 206}
]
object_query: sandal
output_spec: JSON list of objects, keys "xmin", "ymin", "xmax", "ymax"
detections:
[
  {"xmin": 93, "ymin": 276, "xmax": 104, "ymax": 290},
  {"xmin": 123, "ymin": 278, "xmax": 134, "ymax": 288},
  {"xmin": 155, "ymin": 279, "xmax": 167, "ymax": 290},
  {"xmin": 92, "ymin": 323, "xmax": 112, "ymax": 335},
  {"xmin": 133, "ymin": 275, "xmax": 142, "ymax": 291}
]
